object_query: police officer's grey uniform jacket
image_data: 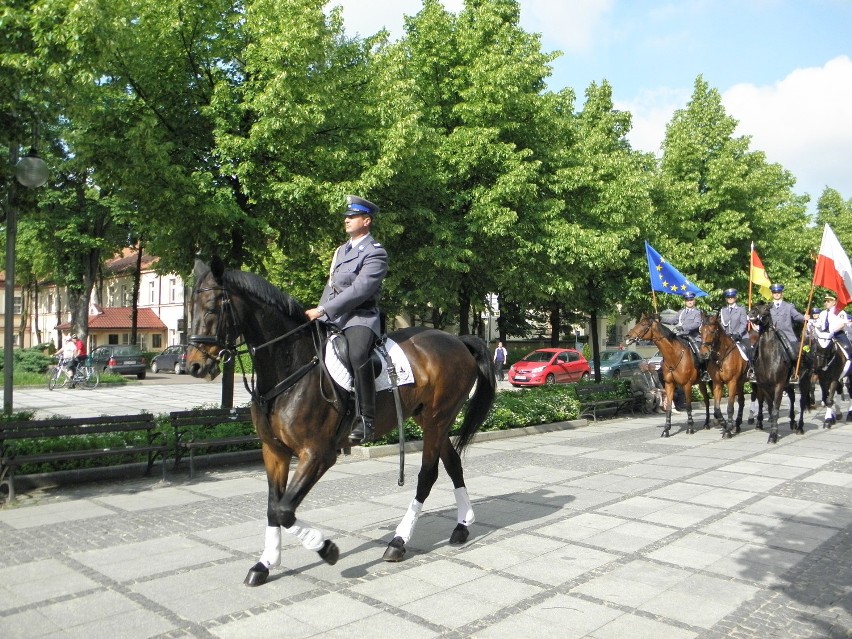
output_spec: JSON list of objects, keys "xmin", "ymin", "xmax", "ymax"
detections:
[
  {"xmin": 676, "ymin": 307, "xmax": 702, "ymax": 337},
  {"xmin": 720, "ymin": 303, "xmax": 748, "ymax": 341},
  {"xmin": 319, "ymin": 233, "xmax": 388, "ymax": 336},
  {"xmin": 770, "ymin": 301, "xmax": 805, "ymax": 345}
]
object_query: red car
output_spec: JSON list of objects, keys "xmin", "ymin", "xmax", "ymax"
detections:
[{"xmin": 508, "ymin": 348, "xmax": 591, "ymax": 387}]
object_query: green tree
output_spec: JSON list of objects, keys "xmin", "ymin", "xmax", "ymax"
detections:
[{"xmin": 653, "ymin": 76, "xmax": 812, "ymax": 309}]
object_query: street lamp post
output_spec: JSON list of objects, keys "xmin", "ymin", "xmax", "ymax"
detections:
[{"xmin": 4, "ymin": 147, "xmax": 48, "ymax": 414}]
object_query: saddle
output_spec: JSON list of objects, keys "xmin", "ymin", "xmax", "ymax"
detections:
[{"xmin": 324, "ymin": 332, "xmax": 414, "ymax": 392}]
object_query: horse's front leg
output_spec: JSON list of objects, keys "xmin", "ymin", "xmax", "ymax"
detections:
[
  {"xmin": 733, "ymin": 383, "xmax": 745, "ymax": 434},
  {"xmin": 245, "ymin": 446, "xmax": 292, "ymax": 587},
  {"xmin": 712, "ymin": 379, "xmax": 726, "ymax": 432},
  {"xmin": 685, "ymin": 384, "xmax": 697, "ymax": 434},
  {"xmin": 661, "ymin": 383, "xmax": 675, "ymax": 437},
  {"xmin": 384, "ymin": 433, "xmax": 443, "ymax": 562},
  {"xmin": 767, "ymin": 389, "xmax": 783, "ymax": 444},
  {"xmin": 824, "ymin": 383, "xmax": 837, "ymax": 429}
]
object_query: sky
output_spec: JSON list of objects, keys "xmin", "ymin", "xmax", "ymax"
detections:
[{"xmin": 327, "ymin": 0, "xmax": 852, "ymax": 213}]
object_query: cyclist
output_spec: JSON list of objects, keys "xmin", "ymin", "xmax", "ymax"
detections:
[{"xmin": 58, "ymin": 336, "xmax": 77, "ymax": 381}]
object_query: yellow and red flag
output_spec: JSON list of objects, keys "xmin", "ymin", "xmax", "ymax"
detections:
[{"xmin": 750, "ymin": 244, "xmax": 772, "ymax": 300}]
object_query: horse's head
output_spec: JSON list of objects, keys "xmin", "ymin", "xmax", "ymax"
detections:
[
  {"xmin": 625, "ymin": 314, "xmax": 659, "ymax": 345},
  {"xmin": 747, "ymin": 303, "xmax": 772, "ymax": 331},
  {"xmin": 698, "ymin": 313, "xmax": 721, "ymax": 360},
  {"xmin": 186, "ymin": 256, "xmax": 236, "ymax": 380}
]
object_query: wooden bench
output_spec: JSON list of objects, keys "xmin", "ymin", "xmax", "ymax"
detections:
[
  {"xmin": 575, "ymin": 382, "xmax": 640, "ymax": 421},
  {"xmin": 0, "ymin": 414, "xmax": 167, "ymax": 503},
  {"xmin": 170, "ymin": 407, "xmax": 257, "ymax": 478}
]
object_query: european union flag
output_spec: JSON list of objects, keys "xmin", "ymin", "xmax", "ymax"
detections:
[{"xmin": 645, "ymin": 241, "xmax": 707, "ymax": 297}]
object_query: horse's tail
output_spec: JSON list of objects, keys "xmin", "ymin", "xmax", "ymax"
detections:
[{"xmin": 455, "ymin": 335, "xmax": 497, "ymax": 455}]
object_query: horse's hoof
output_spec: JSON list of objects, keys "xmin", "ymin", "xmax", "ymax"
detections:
[
  {"xmin": 735, "ymin": 426, "xmax": 741, "ymax": 434},
  {"xmin": 687, "ymin": 428, "xmax": 695, "ymax": 435},
  {"xmin": 244, "ymin": 562, "xmax": 270, "ymax": 587},
  {"xmin": 722, "ymin": 432, "xmax": 732, "ymax": 439},
  {"xmin": 661, "ymin": 430, "xmax": 670, "ymax": 438},
  {"xmin": 449, "ymin": 523, "xmax": 470, "ymax": 545},
  {"xmin": 755, "ymin": 424, "xmax": 764, "ymax": 431},
  {"xmin": 747, "ymin": 417, "xmax": 755, "ymax": 425},
  {"xmin": 383, "ymin": 536, "xmax": 406, "ymax": 562},
  {"xmin": 318, "ymin": 540, "xmax": 339, "ymax": 565},
  {"xmin": 824, "ymin": 422, "xmax": 833, "ymax": 429},
  {"xmin": 704, "ymin": 424, "xmax": 711, "ymax": 430},
  {"xmin": 768, "ymin": 434, "xmax": 778, "ymax": 444}
]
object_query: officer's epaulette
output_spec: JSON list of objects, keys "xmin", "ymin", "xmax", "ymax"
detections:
[{"xmin": 372, "ymin": 242, "xmax": 382, "ymax": 248}]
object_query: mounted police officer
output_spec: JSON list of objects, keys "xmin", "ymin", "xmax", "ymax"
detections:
[
  {"xmin": 306, "ymin": 195, "xmax": 388, "ymax": 444},
  {"xmin": 768, "ymin": 283, "xmax": 805, "ymax": 363},
  {"xmin": 816, "ymin": 292, "xmax": 852, "ymax": 375},
  {"xmin": 720, "ymin": 288, "xmax": 754, "ymax": 380},
  {"xmin": 672, "ymin": 291, "xmax": 708, "ymax": 381}
]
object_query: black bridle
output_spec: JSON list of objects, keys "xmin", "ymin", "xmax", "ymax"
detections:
[{"xmin": 188, "ymin": 281, "xmax": 324, "ymax": 405}]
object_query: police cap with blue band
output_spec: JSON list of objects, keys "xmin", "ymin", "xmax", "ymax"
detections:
[{"xmin": 343, "ymin": 195, "xmax": 379, "ymax": 217}]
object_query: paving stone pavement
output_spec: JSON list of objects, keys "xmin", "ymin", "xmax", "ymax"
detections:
[{"xmin": 1, "ymin": 405, "xmax": 851, "ymax": 638}]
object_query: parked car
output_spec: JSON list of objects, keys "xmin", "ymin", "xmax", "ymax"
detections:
[
  {"xmin": 151, "ymin": 345, "xmax": 188, "ymax": 374},
  {"xmin": 89, "ymin": 345, "xmax": 147, "ymax": 379},
  {"xmin": 508, "ymin": 348, "xmax": 590, "ymax": 387},
  {"xmin": 647, "ymin": 350, "xmax": 663, "ymax": 371},
  {"xmin": 598, "ymin": 349, "xmax": 644, "ymax": 378}
]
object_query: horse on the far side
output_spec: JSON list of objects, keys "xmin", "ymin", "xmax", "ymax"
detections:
[
  {"xmin": 747, "ymin": 303, "xmax": 811, "ymax": 442},
  {"xmin": 626, "ymin": 314, "xmax": 710, "ymax": 437},
  {"xmin": 698, "ymin": 313, "xmax": 747, "ymax": 438}
]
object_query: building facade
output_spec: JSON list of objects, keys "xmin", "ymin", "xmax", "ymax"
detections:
[{"xmin": 2, "ymin": 249, "xmax": 187, "ymax": 352}]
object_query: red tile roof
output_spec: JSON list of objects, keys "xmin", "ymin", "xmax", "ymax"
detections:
[{"xmin": 57, "ymin": 306, "xmax": 167, "ymax": 331}]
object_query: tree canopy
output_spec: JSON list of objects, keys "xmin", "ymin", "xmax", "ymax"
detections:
[{"xmin": 2, "ymin": 0, "xmax": 847, "ymax": 341}]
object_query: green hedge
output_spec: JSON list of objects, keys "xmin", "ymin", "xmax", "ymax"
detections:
[{"xmin": 1, "ymin": 382, "xmax": 635, "ymax": 474}]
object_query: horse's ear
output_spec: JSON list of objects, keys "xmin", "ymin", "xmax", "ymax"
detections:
[
  {"xmin": 211, "ymin": 255, "xmax": 225, "ymax": 282},
  {"xmin": 193, "ymin": 258, "xmax": 209, "ymax": 280}
]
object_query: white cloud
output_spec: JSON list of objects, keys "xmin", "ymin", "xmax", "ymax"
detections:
[
  {"xmin": 616, "ymin": 86, "xmax": 689, "ymax": 155},
  {"xmin": 723, "ymin": 55, "xmax": 852, "ymax": 203},
  {"xmin": 326, "ymin": 0, "xmax": 464, "ymax": 39},
  {"xmin": 520, "ymin": 0, "xmax": 614, "ymax": 54}
]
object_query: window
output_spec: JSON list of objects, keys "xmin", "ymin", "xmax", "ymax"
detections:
[
  {"xmin": 152, "ymin": 334, "xmax": 162, "ymax": 349},
  {"xmin": 108, "ymin": 285, "xmax": 116, "ymax": 306},
  {"xmin": 148, "ymin": 281, "xmax": 156, "ymax": 304},
  {"xmin": 47, "ymin": 293, "xmax": 54, "ymax": 313},
  {"xmin": 169, "ymin": 278, "xmax": 177, "ymax": 303},
  {"xmin": 13, "ymin": 295, "xmax": 22, "ymax": 315},
  {"xmin": 121, "ymin": 285, "xmax": 129, "ymax": 306},
  {"xmin": 108, "ymin": 334, "xmax": 119, "ymax": 345}
]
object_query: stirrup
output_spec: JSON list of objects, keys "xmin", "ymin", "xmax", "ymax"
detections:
[{"xmin": 349, "ymin": 416, "xmax": 374, "ymax": 444}]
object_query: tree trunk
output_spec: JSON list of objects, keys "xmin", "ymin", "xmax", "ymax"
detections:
[
  {"xmin": 549, "ymin": 305, "xmax": 561, "ymax": 347},
  {"xmin": 590, "ymin": 308, "xmax": 601, "ymax": 381},
  {"xmin": 130, "ymin": 244, "xmax": 142, "ymax": 346},
  {"xmin": 458, "ymin": 290, "xmax": 471, "ymax": 335}
]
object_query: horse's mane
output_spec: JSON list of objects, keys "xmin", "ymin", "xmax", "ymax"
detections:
[{"xmin": 223, "ymin": 269, "xmax": 305, "ymax": 320}]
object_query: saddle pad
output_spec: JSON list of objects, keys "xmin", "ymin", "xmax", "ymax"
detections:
[
  {"xmin": 324, "ymin": 336, "xmax": 415, "ymax": 392},
  {"xmin": 735, "ymin": 343, "xmax": 748, "ymax": 361}
]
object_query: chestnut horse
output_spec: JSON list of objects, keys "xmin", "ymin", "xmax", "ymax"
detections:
[
  {"xmin": 698, "ymin": 313, "xmax": 747, "ymax": 438},
  {"xmin": 625, "ymin": 314, "xmax": 710, "ymax": 437},
  {"xmin": 186, "ymin": 258, "xmax": 495, "ymax": 586},
  {"xmin": 747, "ymin": 303, "xmax": 810, "ymax": 442}
]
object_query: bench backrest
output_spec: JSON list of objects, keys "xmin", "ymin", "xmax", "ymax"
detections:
[
  {"xmin": 0, "ymin": 414, "xmax": 157, "ymax": 441},
  {"xmin": 169, "ymin": 407, "xmax": 253, "ymax": 428}
]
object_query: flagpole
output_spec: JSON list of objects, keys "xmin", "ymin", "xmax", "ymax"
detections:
[
  {"xmin": 652, "ymin": 290, "xmax": 658, "ymax": 314},
  {"xmin": 748, "ymin": 242, "xmax": 754, "ymax": 311},
  {"xmin": 794, "ymin": 258, "xmax": 818, "ymax": 381}
]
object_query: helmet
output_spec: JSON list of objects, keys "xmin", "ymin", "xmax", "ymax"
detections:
[
  {"xmin": 723, "ymin": 288, "xmax": 738, "ymax": 298},
  {"xmin": 811, "ymin": 307, "xmax": 820, "ymax": 315},
  {"xmin": 770, "ymin": 283, "xmax": 784, "ymax": 293},
  {"xmin": 683, "ymin": 292, "xmax": 696, "ymax": 301},
  {"xmin": 71, "ymin": 334, "xmax": 77, "ymax": 339}
]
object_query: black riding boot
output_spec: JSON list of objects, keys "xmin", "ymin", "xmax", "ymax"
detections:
[{"xmin": 349, "ymin": 360, "xmax": 376, "ymax": 444}]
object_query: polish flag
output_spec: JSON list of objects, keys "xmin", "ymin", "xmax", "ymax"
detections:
[{"xmin": 813, "ymin": 224, "xmax": 852, "ymax": 309}]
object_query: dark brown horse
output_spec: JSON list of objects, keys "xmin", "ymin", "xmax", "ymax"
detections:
[
  {"xmin": 698, "ymin": 313, "xmax": 747, "ymax": 438},
  {"xmin": 747, "ymin": 303, "xmax": 810, "ymax": 442},
  {"xmin": 186, "ymin": 258, "xmax": 496, "ymax": 586},
  {"xmin": 807, "ymin": 327, "xmax": 849, "ymax": 429},
  {"xmin": 625, "ymin": 314, "xmax": 710, "ymax": 437}
]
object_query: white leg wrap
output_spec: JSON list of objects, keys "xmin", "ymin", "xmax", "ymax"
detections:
[
  {"xmin": 749, "ymin": 399, "xmax": 757, "ymax": 417},
  {"xmin": 284, "ymin": 519, "xmax": 326, "ymax": 552},
  {"xmin": 826, "ymin": 405, "xmax": 835, "ymax": 421},
  {"xmin": 259, "ymin": 525, "xmax": 282, "ymax": 569},
  {"xmin": 394, "ymin": 499, "xmax": 423, "ymax": 543},
  {"xmin": 454, "ymin": 487, "xmax": 475, "ymax": 526}
]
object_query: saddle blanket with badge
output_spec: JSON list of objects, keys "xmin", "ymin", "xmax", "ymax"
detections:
[{"xmin": 325, "ymin": 335, "xmax": 415, "ymax": 392}]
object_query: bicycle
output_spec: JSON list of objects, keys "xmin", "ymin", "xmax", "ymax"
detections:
[{"xmin": 47, "ymin": 356, "xmax": 100, "ymax": 390}]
